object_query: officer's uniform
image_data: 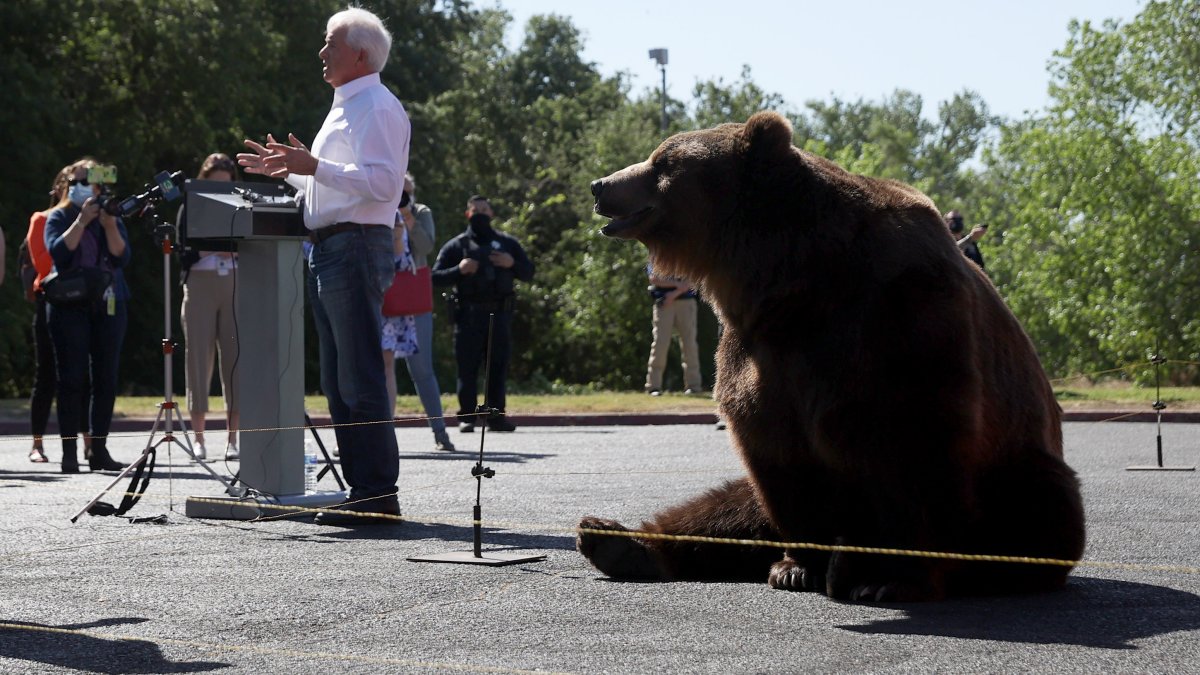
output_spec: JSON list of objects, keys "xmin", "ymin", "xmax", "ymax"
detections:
[{"xmin": 431, "ymin": 224, "xmax": 534, "ymax": 428}]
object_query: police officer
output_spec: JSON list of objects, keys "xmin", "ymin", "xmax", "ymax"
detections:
[{"xmin": 432, "ymin": 195, "xmax": 534, "ymax": 432}]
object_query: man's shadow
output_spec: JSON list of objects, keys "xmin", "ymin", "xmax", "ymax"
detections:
[
  {"xmin": 0, "ymin": 617, "xmax": 229, "ymax": 673},
  {"xmin": 841, "ymin": 577, "xmax": 1200, "ymax": 649}
]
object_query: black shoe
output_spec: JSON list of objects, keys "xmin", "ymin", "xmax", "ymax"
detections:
[
  {"xmin": 487, "ymin": 416, "xmax": 516, "ymax": 432},
  {"xmin": 88, "ymin": 447, "xmax": 126, "ymax": 472},
  {"xmin": 313, "ymin": 495, "xmax": 401, "ymax": 526},
  {"xmin": 61, "ymin": 452, "xmax": 80, "ymax": 474},
  {"xmin": 459, "ymin": 421, "xmax": 475, "ymax": 433},
  {"xmin": 647, "ymin": 389, "xmax": 662, "ymax": 396}
]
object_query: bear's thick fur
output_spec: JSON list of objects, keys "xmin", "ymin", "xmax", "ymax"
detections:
[{"xmin": 581, "ymin": 111, "xmax": 1086, "ymax": 602}]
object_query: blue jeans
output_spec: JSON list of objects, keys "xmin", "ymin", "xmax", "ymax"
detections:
[
  {"xmin": 47, "ymin": 300, "xmax": 127, "ymax": 446},
  {"xmin": 307, "ymin": 226, "xmax": 398, "ymax": 499},
  {"xmin": 402, "ymin": 311, "xmax": 447, "ymax": 434}
]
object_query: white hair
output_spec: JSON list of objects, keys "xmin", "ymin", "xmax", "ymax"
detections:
[{"xmin": 327, "ymin": 7, "xmax": 392, "ymax": 73}]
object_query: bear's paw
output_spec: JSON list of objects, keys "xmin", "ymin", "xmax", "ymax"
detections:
[
  {"xmin": 767, "ymin": 556, "xmax": 824, "ymax": 592},
  {"xmin": 576, "ymin": 516, "xmax": 664, "ymax": 580}
]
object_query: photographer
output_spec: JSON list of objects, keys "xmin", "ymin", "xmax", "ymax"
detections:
[
  {"xmin": 945, "ymin": 209, "xmax": 987, "ymax": 271},
  {"xmin": 43, "ymin": 159, "xmax": 130, "ymax": 473},
  {"xmin": 395, "ymin": 173, "xmax": 455, "ymax": 452},
  {"xmin": 431, "ymin": 195, "xmax": 534, "ymax": 432}
]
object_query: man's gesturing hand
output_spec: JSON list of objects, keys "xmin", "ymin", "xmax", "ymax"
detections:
[
  {"xmin": 264, "ymin": 134, "xmax": 319, "ymax": 176},
  {"xmin": 238, "ymin": 133, "xmax": 318, "ymax": 177},
  {"xmin": 238, "ymin": 134, "xmax": 285, "ymax": 177}
]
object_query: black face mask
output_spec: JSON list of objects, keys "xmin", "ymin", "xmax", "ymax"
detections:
[
  {"xmin": 468, "ymin": 213, "xmax": 495, "ymax": 241},
  {"xmin": 949, "ymin": 218, "xmax": 964, "ymax": 234}
]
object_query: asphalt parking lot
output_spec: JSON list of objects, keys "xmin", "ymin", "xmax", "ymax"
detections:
[{"xmin": 1, "ymin": 421, "xmax": 1198, "ymax": 673}]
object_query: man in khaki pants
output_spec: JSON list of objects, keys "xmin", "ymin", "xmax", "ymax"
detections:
[{"xmin": 645, "ymin": 264, "xmax": 702, "ymax": 395}]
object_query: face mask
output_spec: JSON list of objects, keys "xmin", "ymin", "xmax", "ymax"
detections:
[
  {"xmin": 69, "ymin": 183, "xmax": 92, "ymax": 208},
  {"xmin": 468, "ymin": 213, "xmax": 495, "ymax": 240}
]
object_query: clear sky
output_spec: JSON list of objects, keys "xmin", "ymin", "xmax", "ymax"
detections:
[{"xmin": 494, "ymin": 0, "xmax": 1145, "ymax": 120}]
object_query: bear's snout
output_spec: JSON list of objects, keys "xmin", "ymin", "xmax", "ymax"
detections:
[{"xmin": 590, "ymin": 179, "xmax": 604, "ymax": 200}]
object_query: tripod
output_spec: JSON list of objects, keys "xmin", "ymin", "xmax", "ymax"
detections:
[{"xmin": 73, "ymin": 204, "xmax": 243, "ymax": 522}]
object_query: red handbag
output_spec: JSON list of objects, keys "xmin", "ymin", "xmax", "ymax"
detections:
[{"xmin": 382, "ymin": 266, "xmax": 433, "ymax": 316}]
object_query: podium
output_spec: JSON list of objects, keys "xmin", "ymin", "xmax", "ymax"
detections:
[{"xmin": 181, "ymin": 180, "xmax": 346, "ymax": 519}]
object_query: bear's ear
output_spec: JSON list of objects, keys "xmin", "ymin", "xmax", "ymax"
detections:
[{"xmin": 742, "ymin": 111, "xmax": 793, "ymax": 156}]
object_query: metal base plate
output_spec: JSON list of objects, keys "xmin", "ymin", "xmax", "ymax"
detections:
[
  {"xmin": 407, "ymin": 550, "xmax": 547, "ymax": 566},
  {"xmin": 185, "ymin": 490, "xmax": 348, "ymax": 520},
  {"xmin": 1126, "ymin": 465, "xmax": 1196, "ymax": 471}
]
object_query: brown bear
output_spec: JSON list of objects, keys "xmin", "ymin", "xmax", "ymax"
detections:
[{"xmin": 580, "ymin": 111, "xmax": 1086, "ymax": 602}]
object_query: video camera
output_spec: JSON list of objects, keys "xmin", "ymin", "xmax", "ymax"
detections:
[{"xmin": 91, "ymin": 167, "xmax": 186, "ymax": 218}]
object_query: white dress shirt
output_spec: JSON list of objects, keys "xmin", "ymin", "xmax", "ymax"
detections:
[{"xmin": 286, "ymin": 72, "xmax": 410, "ymax": 230}]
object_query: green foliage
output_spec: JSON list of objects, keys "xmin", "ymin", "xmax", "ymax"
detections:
[
  {"xmin": 793, "ymin": 89, "xmax": 992, "ymax": 207},
  {"xmin": 2, "ymin": 0, "xmax": 1197, "ymax": 401},
  {"xmin": 978, "ymin": 1, "xmax": 1200, "ymax": 382}
]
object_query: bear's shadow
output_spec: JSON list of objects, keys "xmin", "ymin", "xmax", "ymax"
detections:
[{"xmin": 841, "ymin": 577, "xmax": 1200, "ymax": 649}]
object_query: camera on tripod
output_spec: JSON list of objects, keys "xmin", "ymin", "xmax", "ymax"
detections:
[{"xmin": 90, "ymin": 166, "xmax": 186, "ymax": 218}]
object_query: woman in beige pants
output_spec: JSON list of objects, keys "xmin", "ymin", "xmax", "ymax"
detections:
[{"xmin": 179, "ymin": 154, "xmax": 240, "ymax": 461}]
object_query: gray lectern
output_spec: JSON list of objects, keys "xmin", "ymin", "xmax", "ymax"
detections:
[{"xmin": 181, "ymin": 180, "xmax": 346, "ymax": 519}]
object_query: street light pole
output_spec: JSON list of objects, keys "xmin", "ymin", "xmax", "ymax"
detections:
[{"xmin": 649, "ymin": 48, "xmax": 668, "ymax": 134}]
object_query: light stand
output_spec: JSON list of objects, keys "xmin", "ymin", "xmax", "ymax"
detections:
[
  {"xmin": 409, "ymin": 312, "xmax": 546, "ymax": 566},
  {"xmin": 1127, "ymin": 348, "xmax": 1194, "ymax": 472},
  {"xmin": 649, "ymin": 48, "xmax": 669, "ymax": 134},
  {"xmin": 72, "ymin": 203, "xmax": 244, "ymax": 522}
]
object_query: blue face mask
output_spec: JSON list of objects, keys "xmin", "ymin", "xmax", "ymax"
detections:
[{"xmin": 69, "ymin": 183, "xmax": 92, "ymax": 208}]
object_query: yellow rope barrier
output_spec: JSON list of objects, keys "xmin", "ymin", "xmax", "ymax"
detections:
[
  {"xmin": 0, "ymin": 393, "xmax": 1196, "ymax": 576},
  {"xmin": 8, "ymin": 487, "xmax": 1197, "ymax": 577}
]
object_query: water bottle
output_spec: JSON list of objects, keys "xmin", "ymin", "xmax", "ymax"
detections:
[{"xmin": 304, "ymin": 439, "xmax": 319, "ymax": 493}]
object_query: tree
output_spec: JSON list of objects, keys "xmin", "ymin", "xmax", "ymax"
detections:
[
  {"xmin": 793, "ymin": 89, "xmax": 992, "ymax": 209},
  {"xmin": 692, "ymin": 65, "xmax": 786, "ymax": 129},
  {"xmin": 979, "ymin": 1, "xmax": 1200, "ymax": 381}
]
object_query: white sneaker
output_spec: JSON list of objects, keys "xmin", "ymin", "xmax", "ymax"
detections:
[
  {"xmin": 194, "ymin": 443, "xmax": 207, "ymax": 461},
  {"xmin": 224, "ymin": 442, "xmax": 240, "ymax": 461}
]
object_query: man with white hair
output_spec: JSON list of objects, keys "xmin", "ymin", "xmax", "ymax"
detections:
[{"xmin": 239, "ymin": 7, "xmax": 409, "ymax": 525}]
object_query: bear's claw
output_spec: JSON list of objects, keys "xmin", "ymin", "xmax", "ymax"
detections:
[
  {"xmin": 767, "ymin": 557, "xmax": 823, "ymax": 592},
  {"xmin": 576, "ymin": 516, "xmax": 663, "ymax": 580}
]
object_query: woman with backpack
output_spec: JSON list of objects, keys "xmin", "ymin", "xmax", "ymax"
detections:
[{"xmin": 21, "ymin": 165, "xmax": 91, "ymax": 465}]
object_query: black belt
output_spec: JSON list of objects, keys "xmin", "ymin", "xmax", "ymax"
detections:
[{"xmin": 309, "ymin": 222, "xmax": 388, "ymax": 244}]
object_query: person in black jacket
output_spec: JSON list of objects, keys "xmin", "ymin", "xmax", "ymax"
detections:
[
  {"xmin": 431, "ymin": 196, "xmax": 534, "ymax": 432},
  {"xmin": 945, "ymin": 209, "xmax": 987, "ymax": 272}
]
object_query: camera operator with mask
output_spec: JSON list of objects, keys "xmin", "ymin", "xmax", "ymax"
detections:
[
  {"xmin": 43, "ymin": 158, "xmax": 131, "ymax": 473},
  {"xmin": 945, "ymin": 209, "xmax": 987, "ymax": 272},
  {"xmin": 431, "ymin": 195, "xmax": 534, "ymax": 433}
]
